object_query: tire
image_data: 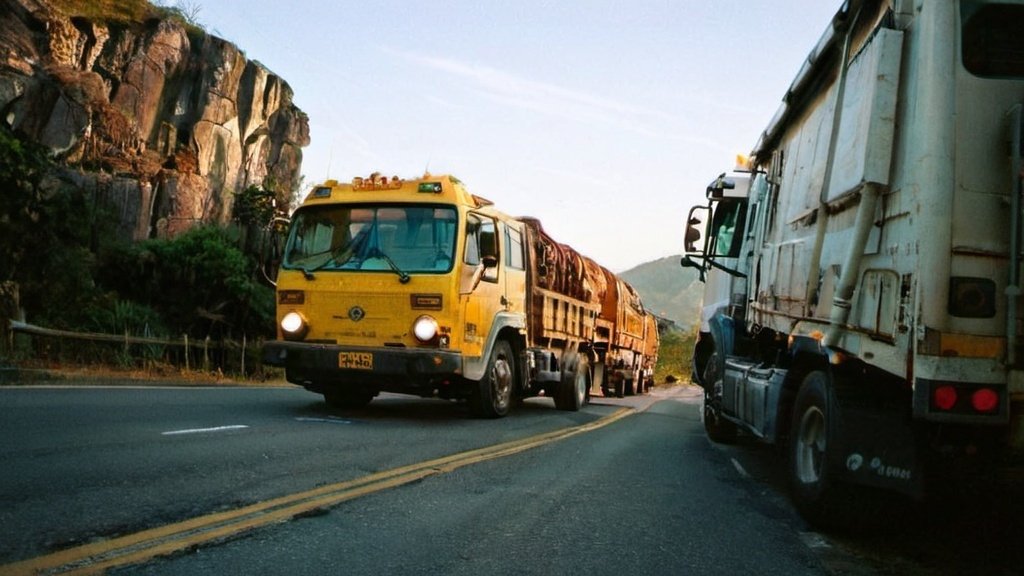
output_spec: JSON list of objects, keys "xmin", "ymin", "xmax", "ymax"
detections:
[
  {"xmin": 471, "ymin": 340, "xmax": 514, "ymax": 418},
  {"xmin": 324, "ymin": 388, "xmax": 374, "ymax": 409},
  {"xmin": 702, "ymin": 352, "xmax": 737, "ymax": 443},
  {"xmin": 789, "ymin": 370, "xmax": 848, "ymax": 526},
  {"xmin": 554, "ymin": 354, "xmax": 589, "ymax": 411}
]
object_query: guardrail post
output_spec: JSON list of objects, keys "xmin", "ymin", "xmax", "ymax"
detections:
[{"xmin": 0, "ymin": 282, "xmax": 15, "ymax": 357}]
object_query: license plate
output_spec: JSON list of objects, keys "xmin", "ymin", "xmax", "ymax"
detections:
[{"xmin": 338, "ymin": 352, "xmax": 373, "ymax": 370}]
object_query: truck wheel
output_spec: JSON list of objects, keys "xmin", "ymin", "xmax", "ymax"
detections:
[
  {"xmin": 613, "ymin": 374, "xmax": 625, "ymax": 398},
  {"xmin": 623, "ymin": 375, "xmax": 635, "ymax": 396},
  {"xmin": 554, "ymin": 354, "xmax": 589, "ymax": 411},
  {"xmin": 702, "ymin": 352, "xmax": 737, "ymax": 443},
  {"xmin": 789, "ymin": 370, "xmax": 846, "ymax": 525},
  {"xmin": 324, "ymin": 388, "xmax": 374, "ymax": 409},
  {"xmin": 472, "ymin": 340, "xmax": 514, "ymax": 418}
]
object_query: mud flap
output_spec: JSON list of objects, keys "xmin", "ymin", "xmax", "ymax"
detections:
[{"xmin": 830, "ymin": 405, "xmax": 924, "ymax": 498}]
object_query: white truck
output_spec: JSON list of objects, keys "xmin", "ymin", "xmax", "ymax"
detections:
[{"xmin": 683, "ymin": 0, "xmax": 1024, "ymax": 524}]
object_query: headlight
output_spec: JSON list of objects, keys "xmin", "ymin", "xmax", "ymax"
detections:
[
  {"xmin": 281, "ymin": 311, "xmax": 308, "ymax": 340},
  {"xmin": 413, "ymin": 315, "xmax": 439, "ymax": 343}
]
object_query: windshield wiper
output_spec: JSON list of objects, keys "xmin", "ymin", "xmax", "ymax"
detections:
[
  {"xmin": 365, "ymin": 247, "xmax": 410, "ymax": 284},
  {"xmin": 299, "ymin": 232, "xmax": 369, "ymax": 279}
]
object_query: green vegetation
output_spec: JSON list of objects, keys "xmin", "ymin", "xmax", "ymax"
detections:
[
  {"xmin": 620, "ymin": 256, "xmax": 703, "ymax": 331},
  {"xmin": 0, "ymin": 124, "xmax": 277, "ymax": 372},
  {"xmin": 653, "ymin": 328, "xmax": 695, "ymax": 386},
  {"xmin": 48, "ymin": 0, "xmax": 160, "ymax": 23},
  {"xmin": 0, "ymin": 125, "xmax": 108, "ymax": 330},
  {"xmin": 97, "ymin": 226, "xmax": 275, "ymax": 340},
  {"xmin": 49, "ymin": 0, "xmax": 203, "ymax": 30}
]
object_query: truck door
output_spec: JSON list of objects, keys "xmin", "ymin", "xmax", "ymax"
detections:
[{"xmin": 460, "ymin": 213, "xmax": 502, "ymax": 358}]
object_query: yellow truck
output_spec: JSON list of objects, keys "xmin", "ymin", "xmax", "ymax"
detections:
[{"xmin": 262, "ymin": 173, "xmax": 657, "ymax": 417}]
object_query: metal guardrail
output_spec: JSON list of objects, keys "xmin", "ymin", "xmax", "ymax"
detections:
[
  {"xmin": 6, "ymin": 319, "xmax": 261, "ymax": 374},
  {"xmin": 10, "ymin": 320, "xmax": 186, "ymax": 347}
]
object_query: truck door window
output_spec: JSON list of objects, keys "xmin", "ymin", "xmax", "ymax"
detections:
[
  {"xmin": 505, "ymin": 226, "xmax": 525, "ymax": 270},
  {"xmin": 465, "ymin": 214, "xmax": 499, "ymax": 282},
  {"xmin": 710, "ymin": 201, "xmax": 747, "ymax": 258}
]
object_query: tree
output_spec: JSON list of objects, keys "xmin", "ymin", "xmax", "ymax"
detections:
[
  {"xmin": 103, "ymin": 226, "xmax": 275, "ymax": 340},
  {"xmin": 0, "ymin": 126, "xmax": 110, "ymax": 329}
]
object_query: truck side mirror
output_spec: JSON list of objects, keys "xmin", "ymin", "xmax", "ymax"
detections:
[
  {"xmin": 683, "ymin": 206, "xmax": 710, "ymax": 255},
  {"xmin": 685, "ymin": 218, "xmax": 702, "ymax": 252}
]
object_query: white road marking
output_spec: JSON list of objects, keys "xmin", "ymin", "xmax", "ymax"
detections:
[
  {"xmin": 161, "ymin": 425, "xmax": 249, "ymax": 436},
  {"xmin": 799, "ymin": 531, "xmax": 833, "ymax": 549},
  {"xmin": 295, "ymin": 417, "xmax": 352, "ymax": 424},
  {"xmin": 731, "ymin": 457, "xmax": 751, "ymax": 478}
]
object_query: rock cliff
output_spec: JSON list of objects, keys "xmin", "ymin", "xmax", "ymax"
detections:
[{"xmin": 0, "ymin": 0, "xmax": 309, "ymax": 240}]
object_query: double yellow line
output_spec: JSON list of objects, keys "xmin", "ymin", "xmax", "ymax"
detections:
[{"xmin": 4, "ymin": 407, "xmax": 633, "ymax": 575}]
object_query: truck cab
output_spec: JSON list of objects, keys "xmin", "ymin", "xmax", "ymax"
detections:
[
  {"xmin": 682, "ymin": 166, "xmax": 752, "ymax": 389},
  {"xmin": 263, "ymin": 174, "xmax": 528, "ymax": 417}
]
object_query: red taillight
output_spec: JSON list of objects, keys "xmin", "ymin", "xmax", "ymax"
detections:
[
  {"xmin": 934, "ymin": 385, "xmax": 958, "ymax": 411},
  {"xmin": 971, "ymin": 388, "xmax": 999, "ymax": 413}
]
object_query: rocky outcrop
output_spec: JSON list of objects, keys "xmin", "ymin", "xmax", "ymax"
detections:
[{"xmin": 0, "ymin": 0, "xmax": 309, "ymax": 240}]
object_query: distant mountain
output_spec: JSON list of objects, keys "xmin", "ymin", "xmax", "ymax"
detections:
[{"xmin": 620, "ymin": 255, "xmax": 703, "ymax": 331}]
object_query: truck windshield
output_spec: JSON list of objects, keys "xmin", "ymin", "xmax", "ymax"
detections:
[{"xmin": 283, "ymin": 204, "xmax": 458, "ymax": 274}]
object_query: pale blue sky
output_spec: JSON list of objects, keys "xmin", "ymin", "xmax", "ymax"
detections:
[{"xmin": 200, "ymin": 1, "xmax": 840, "ymax": 272}]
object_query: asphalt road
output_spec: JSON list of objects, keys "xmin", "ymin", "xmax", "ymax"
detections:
[{"xmin": 1, "ymin": 382, "xmax": 1022, "ymax": 575}]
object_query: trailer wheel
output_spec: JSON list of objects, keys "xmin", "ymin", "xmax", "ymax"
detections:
[
  {"xmin": 702, "ymin": 352, "xmax": 737, "ymax": 443},
  {"xmin": 789, "ymin": 370, "xmax": 846, "ymax": 524},
  {"xmin": 638, "ymin": 375, "xmax": 649, "ymax": 395},
  {"xmin": 471, "ymin": 340, "xmax": 514, "ymax": 418},
  {"xmin": 555, "ymin": 354, "xmax": 589, "ymax": 411},
  {"xmin": 623, "ymin": 373, "xmax": 636, "ymax": 396}
]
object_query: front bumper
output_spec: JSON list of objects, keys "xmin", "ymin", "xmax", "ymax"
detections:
[{"xmin": 263, "ymin": 340, "xmax": 463, "ymax": 390}]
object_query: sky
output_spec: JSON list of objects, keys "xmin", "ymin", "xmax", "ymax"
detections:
[{"xmin": 198, "ymin": 1, "xmax": 841, "ymax": 272}]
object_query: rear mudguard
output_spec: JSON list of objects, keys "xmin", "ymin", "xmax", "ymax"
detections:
[{"xmin": 789, "ymin": 336, "xmax": 924, "ymax": 498}]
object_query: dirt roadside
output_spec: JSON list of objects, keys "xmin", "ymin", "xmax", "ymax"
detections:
[{"xmin": 0, "ymin": 364, "xmax": 290, "ymax": 388}]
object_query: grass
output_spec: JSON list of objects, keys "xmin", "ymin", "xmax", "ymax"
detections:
[
  {"xmin": 654, "ymin": 328, "xmax": 695, "ymax": 386},
  {"xmin": 47, "ymin": 0, "xmax": 205, "ymax": 34},
  {"xmin": 48, "ymin": 0, "xmax": 160, "ymax": 23}
]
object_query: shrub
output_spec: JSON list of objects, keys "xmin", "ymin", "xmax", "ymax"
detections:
[
  {"xmin": 102, "ymin": 226, "xmax": 275, "ymax": 340},
  {"xmin": 654, "ymin": 328, "xmax": 695, "ymax": 385}
]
